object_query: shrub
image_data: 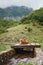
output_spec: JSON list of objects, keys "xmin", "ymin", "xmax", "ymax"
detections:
[
  {"xmin": 33, "ymin": 23, "xmax": 36, "ymax": 26},
  {"xmin": 25, "ymin": 27, "xmax": 27, "ymax": 29},
  {"xmin": 39, "ymin": 22, "xmax": 43, "ymax": 26},
  {"xmin": 27, "ymin": 27, "xmax": 32, "ymax": 32}
]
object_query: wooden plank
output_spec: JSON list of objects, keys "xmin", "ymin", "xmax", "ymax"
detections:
[{"xmin": 11, "ymin": 43, "xmax": 41, "ymax": 49}]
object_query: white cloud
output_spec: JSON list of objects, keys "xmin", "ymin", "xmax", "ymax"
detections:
[{"xmin": 0, "ymin": 0, "xmax": 43, "ymax": 9}]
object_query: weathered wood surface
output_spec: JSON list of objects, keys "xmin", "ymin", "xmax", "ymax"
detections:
[{"xmin": 11, "ymin": 43, "xmax": 41, "ymax": 48}]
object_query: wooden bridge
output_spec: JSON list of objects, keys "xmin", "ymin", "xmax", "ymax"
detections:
[
  {"xmin": 0, "ymin": 43, "xmax": 41, "ymax": 65},
  {"xmin": 11, "ymin": 43, "xmax": 41, "ymax": 57}
]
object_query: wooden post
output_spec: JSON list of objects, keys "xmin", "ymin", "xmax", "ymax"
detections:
[{"xmin": 33, "ymin": 48, "xmax": 36, "ymax": 57}]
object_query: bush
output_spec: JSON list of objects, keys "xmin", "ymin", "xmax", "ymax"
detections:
[
  {"xmin": 39, "ymin": 22, "xmax": 43, "ymax": 26},
  {"xmin": 33, "ymin": 23, "xmax": 36, "ymax": 26},
  {"xmin": 25, "ymin": 27, "xmax": 27, "ymax": 29},
  {"xmin": 27, "ymin": 27, "xmax": 32, "ymax": 32},
  {"xmin": 0, "ymin": 27, "xmax": 8, "ymax": 34}
]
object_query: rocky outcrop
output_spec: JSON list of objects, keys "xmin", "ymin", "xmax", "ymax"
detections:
[{"xmin": 0, "ymin": 49, "xmax": 15, "ymax": 64}]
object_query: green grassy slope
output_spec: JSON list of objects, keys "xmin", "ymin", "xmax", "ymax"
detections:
[
  {"xmin": 0, "ymin": 8, "xmax": 43, "ymax": 51},
  {"xmin": 0, "ymin": 20, "xmax": 21, "ymax": 34},
  {"xmin": 0, "ymin": 23, "xmax": 43, "ymax": 50},
  {"xmin": 0, "ymin": 44, "xmax": 10, "ymax": 52}
]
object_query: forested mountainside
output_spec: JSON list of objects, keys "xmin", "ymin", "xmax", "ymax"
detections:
[
  {"xmin": 0, "ymin": 6, "xmax": 33, "ymax": 20},
  {"xmin": 21, "ymin": 8, "xmax": 43, "ymax": 25},
  {"xmin": 0, "ymin": 8, "xmax": 43, "ymax": 50}
]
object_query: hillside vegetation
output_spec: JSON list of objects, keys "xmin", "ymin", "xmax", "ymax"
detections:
[
  {"xmin": 0, "ymin": 20, "xmax": 21, "ymax": 34},
  {"xmin": 0, "ymin": 23, "xmax": 43, "ymax": 49},
  {"xmin": 21, "ymin": 8, "xmax": 43, "ymax": 25},
  {"xmin": 0, "ymin": 6, "xmax": 33, "ymax": 19},
  {"xmin": 0, "ymin": 8, "xmax": 43, "ymax": 51}
]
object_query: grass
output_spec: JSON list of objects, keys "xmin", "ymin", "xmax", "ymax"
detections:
[
  {"xmin": 17, "ymin": 63, "xmax": 33, "ymax": 65},
  {"xmin": 0, "ymin": 44, "xmax": 10, "ymax": 52},
  {"xmin": 0, "ymin": 23, "xmax": 43, "ymax": 51},
  {"xmin": 17, "ymin": 63, "xmax": 38, "ymax": 65}
]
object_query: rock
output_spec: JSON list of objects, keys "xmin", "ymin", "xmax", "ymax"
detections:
[{"xmin": 7, "ymin": 48, "xmax": 43, "ymax": 65}]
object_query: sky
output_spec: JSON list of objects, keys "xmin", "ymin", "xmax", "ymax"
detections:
[{"xmin": 0, "ymin": 0, "xmax": 43, "ymax": 10}]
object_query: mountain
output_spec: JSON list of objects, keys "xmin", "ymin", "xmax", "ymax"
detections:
[
  {"xmin": 0, "ymin": 8, "xmax": 43, "ymax": 50},
  {"xmin": 21, "ymin": 8, "xmax": 43, "ymax": 25},
  {"xmin": 0, "ymin": 6, "xmax": 33, "ymax": 20}
]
